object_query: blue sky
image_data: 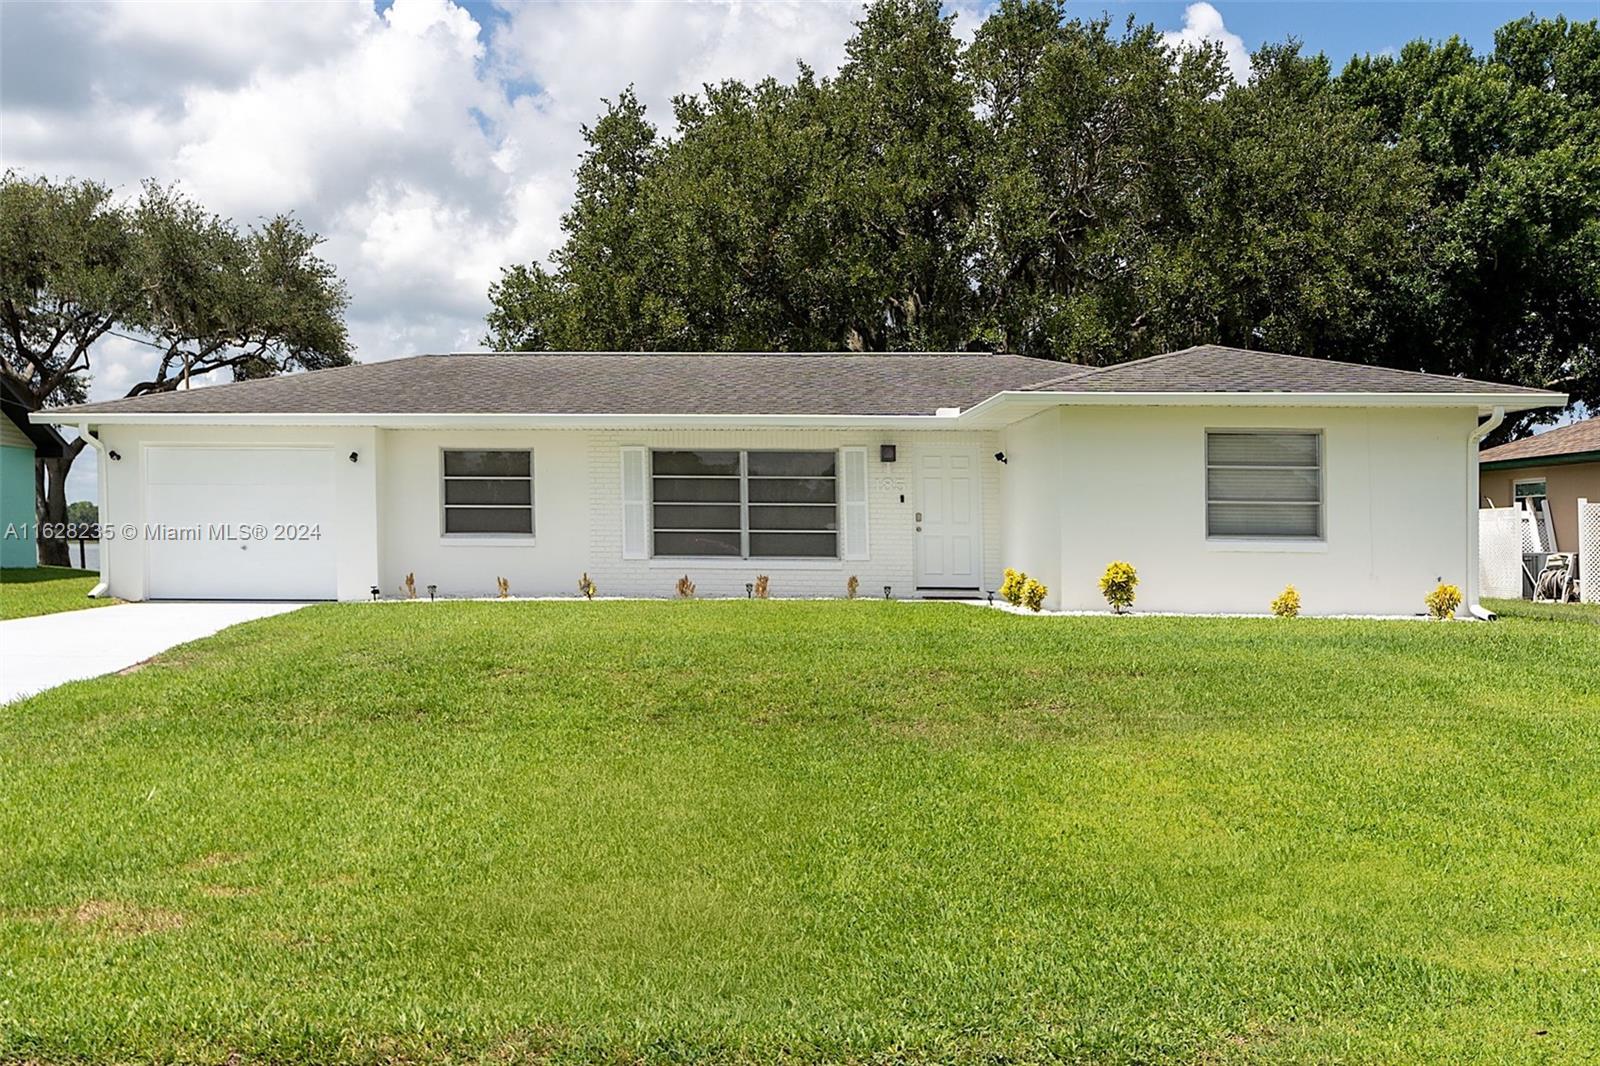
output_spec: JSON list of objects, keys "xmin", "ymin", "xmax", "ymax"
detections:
[{"xmin": 1101, "ymin": 1, "xmax": 1583, "ymax": 61}]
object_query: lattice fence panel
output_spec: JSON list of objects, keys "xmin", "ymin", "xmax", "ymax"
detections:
[
  {"xmin": 1479, "ymin": 508, "xmax": 1523, "ymax": 600},
  {"xmin": 1581, "ymin": 499, "xmax": 1600, "ymax": 604}
]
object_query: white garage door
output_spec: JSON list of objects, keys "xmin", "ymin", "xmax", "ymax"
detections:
[{"xmin": 144, "ymin": 446, "xmax": 337, "ymax": 600}]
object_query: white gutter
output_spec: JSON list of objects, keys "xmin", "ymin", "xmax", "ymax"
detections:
[
  {"xmin": 30, "ymin": 411, "xmax": 965, "ymax": 429},
  {"xmin": 76, "ymin": 423, "xmax": 110, "ymax": 599},
  {"xmin": 1467, "ymin": 406, "xmax": 1506, "ymax": 621}
]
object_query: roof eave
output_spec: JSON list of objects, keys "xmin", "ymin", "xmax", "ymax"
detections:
[
  {"xmin": 1480, "ymin": 449, "xmax": 1600, "ymax": 471},
  {"xmin": 30, "ymin": 410, "xmax": 967, "ymax": 430},
  {"xmin": 956, "ymin": 389, "xmax": 1567, "ymax": 428}
]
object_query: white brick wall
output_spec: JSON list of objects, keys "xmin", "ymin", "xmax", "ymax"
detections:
[{"xmin": 585, "ymin": 428, "xmax": 1003, "ymax": 599}]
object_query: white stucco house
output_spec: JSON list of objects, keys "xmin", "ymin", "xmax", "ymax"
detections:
[{"xmin": 33, "ymin": 345, "xmax": 1563, "ymax": 616}]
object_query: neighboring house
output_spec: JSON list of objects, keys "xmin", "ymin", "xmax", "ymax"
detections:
[
  {"xmin": 2, "ymin": 379, "xmax": 67, "ymax": 569},
  {"xmin": 33, "ymin": 345, "xmax": 1562, "ymax": 615},
  {"xmin": 1479, "ymin": 416, "xmax": 1600, "ymax": 554}
]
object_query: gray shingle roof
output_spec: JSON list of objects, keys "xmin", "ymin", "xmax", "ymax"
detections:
[
  {"xmin": 1480, "ymin": 416, "xmax": 1600, "ymax": 464},
  {"xmin": 1025, "ymin": 345, "xmax": 1555, "ymax": 397},
  {"xmin": 40, "ymin": 345, "xmax": 1557, "ymax": 420}
]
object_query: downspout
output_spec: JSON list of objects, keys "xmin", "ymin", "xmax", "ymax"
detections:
[
  {"xmin": 77, "ymin": 423, "xmax": 110, "ymax": 599},
  {"xmin": 1466, "ymin": 406, "xmax": 1505, "ymax": 620}
]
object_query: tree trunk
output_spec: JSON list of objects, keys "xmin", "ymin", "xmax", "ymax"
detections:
[{"xmin": 35, "ymin": 437, "xmax": 87, "ymax": 567}]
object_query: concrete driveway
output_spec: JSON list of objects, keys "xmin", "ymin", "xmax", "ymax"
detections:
[{"xmin": 1, "ymin": 602, "xmax": 308, "ymax": 704}]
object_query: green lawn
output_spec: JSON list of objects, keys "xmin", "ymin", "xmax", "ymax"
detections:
[
  {"xmin": 3, "ymin": 602, "xmax": 1598, "ymax": 1064},
  {"xmin": 1485, "ymin": 596, "xmax": 1600, "ymax": 624},
  {"xmin": 0, "ymin": 565, "xmax": 116, "ymax": 620}
]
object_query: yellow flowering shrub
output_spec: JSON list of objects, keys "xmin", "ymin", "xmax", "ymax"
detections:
[
  {"xmin": 1099, "ymin": 561, "xmax": 1138, "ymax": 613},
  {"xmin": 1021, "ymin": 578, "xmax": 1047, "ymax": 613},
  {"xmin": 1425, "ymin": 582, "xmax": 1462, "ymax": 620},
  {"xmin": 999, "ymin": 567, "xmax": 1027, "ymax": 606},
  {"xmin": 1271, "ymin": 584, "xmax": 1301, "ymax": 618}
]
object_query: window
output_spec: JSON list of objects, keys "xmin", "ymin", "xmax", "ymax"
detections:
[
  {"xmin": 441, "ymin": 450, "xmax": 533, "ymax": 536},
  {"xmin": 1514, "ymin": 478, "xmax": 1548, "ymax": 506},
  {"xmin": 1205, "ymin": 431, "xmax": 1322, "ymax": 539},
  {"xmin": 651, "ymin": 449, "xmax": 838, "ymax": 557}
]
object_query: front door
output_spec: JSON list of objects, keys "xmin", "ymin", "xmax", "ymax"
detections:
[{"xmin": 915, "ymin": 450, "xmax": 981, "ymax": 591}]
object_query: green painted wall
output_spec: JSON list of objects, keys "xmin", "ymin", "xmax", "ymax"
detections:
[{"xmin": 2, "ymin": 443, "xmax": 38, "ymax": 568}]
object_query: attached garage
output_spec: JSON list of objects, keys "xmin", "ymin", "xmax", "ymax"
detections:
[{"xmin": 142, "ymin": 446, "xmax": 337, "ymax": 600}]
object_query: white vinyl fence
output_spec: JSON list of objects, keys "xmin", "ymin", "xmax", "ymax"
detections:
[
  {"xmin": 1581, "ymin": 498, "xmax": 1600, "ymax": 604},
  {"xmin": 1479, "ymin": 507, "xmax": 1523, "ymax": 600}
]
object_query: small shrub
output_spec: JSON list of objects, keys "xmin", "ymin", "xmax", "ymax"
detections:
[
  {"xmin": 1021, "ymin": 578, "xmax": 1047, "ymax": 612},
  {"xmin": 846, "ymin": 575, "xmax": 859, "ymax": 599},
  {"xmin": 1271, "ymin": 585, "xmax": 1301, "ymax": 618},
  {"xmin": 1099, "ymin": 561, "xmax": 1138, "ymax": 613},
  {"xmin": 496, "ymin": 576, "xmax": 510, "ymax": 599},
  {"xmin": 577, "ymin": 572, "xmax": 596, "ymax": 600},
  {"xmin": 401, "ymin": 572, "xmax": 416, "ymax": 599},
  {"xmin": 676, "ymin": 575, "xmax": 696, "ymax": 598},
  {"xmin": 1425, "ymin": 582, "xmax": 1462, "ymax": 620},
  {"xmin": 999, "ymin": 568, "xmax": 1026, "ymax": 606},
  {"xmin": 753, "ymin": 575, "xmax": 770, "ymax": 599}
]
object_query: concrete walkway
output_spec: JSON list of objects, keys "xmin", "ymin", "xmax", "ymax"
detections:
[{"xmin": 1, "ymin": 602, "xmax": 308, "ymax": 704}]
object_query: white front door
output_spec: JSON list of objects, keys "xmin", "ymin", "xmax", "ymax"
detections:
[
  {"xmin": 143, "ymin": 446, "xmax": 337, "ymax": 600},
  {"xmin": 915, "ymin": 450, "xmax": 982, "ymax": 590}
]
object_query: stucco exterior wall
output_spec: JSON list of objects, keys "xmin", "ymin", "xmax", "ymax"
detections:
[
  {"xmin": 95, "ymin": 423, "xmax": 379, "ymax": 601},
  {"xmin": 1000, "ymin": 405, "xmax": 1479, "ymax": 616},
  {"xmin": 1480, "ymin": 460, "xmax": 1600, "ymax": 554},
  {"xmin": 87, "ymin": 409, "xmax": 1480, "ymax": 614},
  {"xmin": 2, "ymin": 442, "xmax": 38, "ymax": 568}
]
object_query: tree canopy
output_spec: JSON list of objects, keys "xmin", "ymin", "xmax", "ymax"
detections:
[
  {"xmin": 485, "ymin": 0, "xmax": 1598, "ymax": 433},
  {"xmin": 0, "ymin": 172, "xmax": 351, "ymax": 563}
]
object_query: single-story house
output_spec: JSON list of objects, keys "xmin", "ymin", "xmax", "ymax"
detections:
[
  {"xmin": 32, "ymin": 345, "xmax": 1563, "ymax": 615},
  {"xmin": 2, "ymin": 378, "xmax": 67, "ymax": 569},
  {"xmin": 1479, "ymin": 415, "xmax": 1599, "ymax": 554}
]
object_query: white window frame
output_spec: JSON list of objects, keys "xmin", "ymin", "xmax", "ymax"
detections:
[
  {"xmin": 1513, "ymin": 477, "xmax": 1549, "ymax": 504},
  {"xmin": 648, "ymin": 448, "xmax": 842, "ymax": 562},
  {"xmin": 1203, "ymin": 429, "xmax": 1326, "ymax": 550},
  {"xmin": 439, "ymin": 447, "xmax": 535, "ymax": 544}
]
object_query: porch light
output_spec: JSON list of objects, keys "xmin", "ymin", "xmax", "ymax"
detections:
[{"xmin": 879, "ymin": 444, "xmax": 896, "ymax": 463}]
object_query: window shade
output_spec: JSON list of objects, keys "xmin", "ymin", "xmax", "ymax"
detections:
[
  {"xmin": 1205, "ymin": 431, "xmax": 1322, "ymax": 539},
  {"xmin": 442, "ymin": 450, "xmax": 533, "ymax": 536}
]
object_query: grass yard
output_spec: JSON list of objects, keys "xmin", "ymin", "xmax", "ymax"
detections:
[
  {"xmin": 0, "ymin": 565, "xmax": 116, "ymax": 620},
  {"xmin": 1485, "ymin": 596, "xmax": 1600, "ymax": 625},
  {"xmin": 2, "ymin": 602, "xmax": 1598, "ymax": 1064}
]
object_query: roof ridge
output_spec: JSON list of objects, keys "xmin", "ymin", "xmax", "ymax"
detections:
[
  {"xmin": 1025, "ymin": 347, "xmax": 1201, "ymax": 391},
  {"xmin": 436, "ymin": 350, "xmax": 1007, "ymax": 359}
]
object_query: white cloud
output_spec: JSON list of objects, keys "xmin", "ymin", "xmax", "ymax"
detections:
[
  {"xmin": 1, "ymin": 0, "xmax": 867, "ymax": 440},
  {"xmin": 1161, "ymin": 2, "xmax": 1250, "ymax": 84}
]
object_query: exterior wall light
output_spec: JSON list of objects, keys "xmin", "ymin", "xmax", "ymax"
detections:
[
  {"xmin": 880, "ymin": 444, "xmax": 897, "ymax": 463},
  {"xmin": 107, "ymin": 450, "xmax": 121, "ymax": 461},
  {"xmin": 349, "ymin": 451, "xmax": 359, "ymax": 463},
  {"xmin": 993, "ymin": 452, "xmax": 1007, "ymax": 463}
]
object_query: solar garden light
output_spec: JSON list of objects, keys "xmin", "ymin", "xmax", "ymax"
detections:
[
  {"xmin": 986, "ymin": 590, "xmax": 994, "ymax": 605},
  {"xmin": 427, "ymin": 584, "xmax": 437, "ymax": 601},
  {"xmin": 369, "ymin": 585, "xmax": 380, "ymax": 602},
  {"xmin": 883, "ymin": 585, "xmax": 892, "ymax": 600},
  {"xmin": 745, "ymin": 582, "xmax": 754, "ymax": 598}
]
